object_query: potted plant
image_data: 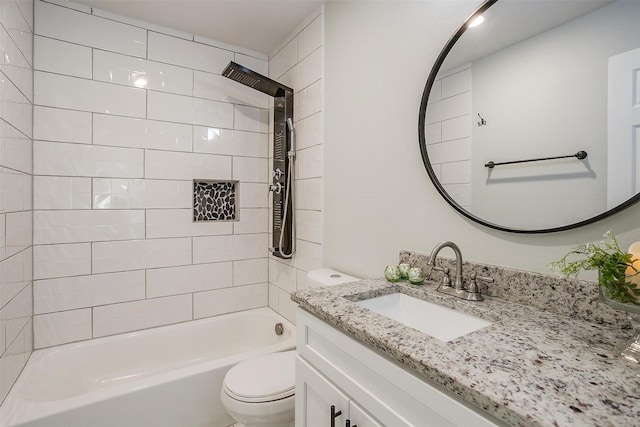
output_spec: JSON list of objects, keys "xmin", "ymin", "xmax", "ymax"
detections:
[{"xmin": 549, "ymin": 231, "xmax": 640, "ymax": 305}]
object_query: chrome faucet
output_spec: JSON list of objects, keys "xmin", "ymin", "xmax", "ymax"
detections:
[
  {"xmin": 427, "ymin": 241, "xmax": 464, "ymax": 291},
  {"xmin": 427, "ymin": 241, "xmax": 492, "ymax": 301}
]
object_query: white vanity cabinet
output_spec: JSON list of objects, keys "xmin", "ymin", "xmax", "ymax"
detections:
[
  {"xmin": 295, "ymin": 308, "xmax": 503, "ymax": 427},
  {"xmin": 349, "ymin": 401, "xmax": 383, "ymax": 427},
  {"xmin": 297, "ymin": 356, "xmax": 384, "ymax": 427}
]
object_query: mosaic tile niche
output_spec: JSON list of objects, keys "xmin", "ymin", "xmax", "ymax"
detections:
[{"xmin": 193, "ymin": 180, "xmax": 238, "ymax": 221}]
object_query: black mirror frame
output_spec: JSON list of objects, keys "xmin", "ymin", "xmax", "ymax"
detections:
[{"xmin": 418, "ymin": 0, "xmax": 640, "ymax": 234}]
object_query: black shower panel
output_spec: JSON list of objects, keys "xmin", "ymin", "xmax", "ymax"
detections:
[{"xmin": 222, "ymin": 62, "xmax": 294, "ymax": 259}]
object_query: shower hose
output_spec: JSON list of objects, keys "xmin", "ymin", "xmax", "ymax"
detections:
[{"xmin": 278, "ymin": 120, "xmax": 296, "ymax": 259}]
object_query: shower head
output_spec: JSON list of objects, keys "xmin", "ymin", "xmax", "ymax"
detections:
[{"xmin": 222, "ymin": 61, "xmax": 293, "ymax": 98}]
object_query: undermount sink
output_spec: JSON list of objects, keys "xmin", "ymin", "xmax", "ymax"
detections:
[{"xmin": 356, "ymin": 293, "xmax": 491, "ymax": 342}]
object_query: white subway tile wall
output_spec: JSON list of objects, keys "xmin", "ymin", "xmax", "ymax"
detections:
[
  {"xmin": 34, "ymin": 71, "xmax": 147, "ymax": 117},
  {"xmin": 193, "ymin": 283, "xmax": 267, "ymax": 319},
  {"xmin": 267, "ymin": 11, "xmax": 324, "ymax": 323},
  {"xmin": 32, "ymin": 0, "xmax": 275, "ymax": 349},
  {"xmin": 33, "ymin": 106, "xmax": 92, "ymax": 143},
  {"xmin": 424, "ymin": 64, "xmax": 472, "ymax": 209},
  {"xmin": 33, "ymin": 141, "xmax": 144, "ymax": 178},
  {"xmin": 0, "ymin": 0, "xmax": 33, "ymax": 403},
  {"xmin": 92, "ymin": 115, "xmax": 193, "ymax": 151},
  {"xmin": 92, "ymin": 294, "xmax": 193, "ymax": 338},
  {"xmin": 33, "ymin": 36, "xmax": 92, "ymax": 78},
  {"xmin": 0, "ymin": 66, "xmax": 32, "ymax": 138},
  {"xmin": 34, "ymin": 270, "xmax": 146, "ymax": 314},
  {"xmin": 35, "ymin": 1, "xmax": 147, "ymax": 57},
  {"xmin": 146, "ymin": 262, "xmax": 233, "ymax": 298},
  {"xmin": 144, "ymin": 149, "xmax": 231, "ymax": 180},
  {"xmin": 92, "ymin": 179, "xmax": 192, "ymax": 209},
  {"xmin": 0, "ymin": 9, "xmax": 326, "ymax": 404},
  {"xmin": 33, "ymin": 176, "xmax": 92, "ymax": 210},
  {"xmin": 33, "ymin": 242, "xmax": 91, "ymax": 279},
  {"xmin": 93, "ymin": 50, "xmax": 195, "ymax": 95}
]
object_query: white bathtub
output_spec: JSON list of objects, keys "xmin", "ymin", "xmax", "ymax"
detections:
[{"xmin": 0, "ymin": 307, "xmax": 296, "ymax": 427}]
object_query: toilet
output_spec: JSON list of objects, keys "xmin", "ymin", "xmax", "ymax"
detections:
[
  {"xmin": 220, "ymin": 350, "xmax": 297, "ymax": 427},
  {"xmin": 220, "ymin": 268, "xmax": 359, "ymax": 427}
]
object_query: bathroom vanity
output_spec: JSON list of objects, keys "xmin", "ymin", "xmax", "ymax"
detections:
[
  {"xmin": 292, "ymin": 279, "xmax": 640, "ymax": 427},
  {"xmin": 295, "ymin": 308, "xmax": 503, "ymax": 426}
]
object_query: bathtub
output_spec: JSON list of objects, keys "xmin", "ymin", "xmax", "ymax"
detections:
[{"xmin": 0, "ymin": 307, "xmax": 296, "ymax": 427}]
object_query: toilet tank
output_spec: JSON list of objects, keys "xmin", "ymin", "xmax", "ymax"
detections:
[{"xmin": 306, "ymin": 268, "xmax": 360, "ymax": 288}]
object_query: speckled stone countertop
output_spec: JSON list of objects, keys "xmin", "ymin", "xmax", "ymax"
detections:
[{"xmin": 292, "ymin": 279, "xmax": 640, "ymax": 427}]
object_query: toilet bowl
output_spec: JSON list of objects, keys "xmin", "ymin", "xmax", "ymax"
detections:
[
  {"xmin": 220, "ymin": 269, "xmax": 360, "ymax": 426},
  {"xmin": 220, "ymin": 350, "xmax": 296, "ymax": 427}
]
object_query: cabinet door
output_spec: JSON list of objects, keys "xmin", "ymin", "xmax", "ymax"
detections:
[
  {"xmin": 296, "ymin": 356, "xmax": 350, "ymax": 427},
  {"xmin": 349, "ymin": 401, "xmax": 383, "ymax": 427}
]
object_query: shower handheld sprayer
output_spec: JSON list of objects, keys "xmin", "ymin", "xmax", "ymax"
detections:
[
  {"xmin": 287, "ymin": 118, "xmax": 295, "ymax": 157},
  {"xmin": 222, "ymin": 62, "xmax": 295, "ymax": 259}
]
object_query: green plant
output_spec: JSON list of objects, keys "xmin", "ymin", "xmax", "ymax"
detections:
[{"xmin": 549, "ymin": 231, "xmax": 640, "ymax": 305}]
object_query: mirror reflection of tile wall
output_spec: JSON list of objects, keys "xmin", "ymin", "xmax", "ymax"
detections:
[{"xmin": 424, "ymin": 64, "xmax": 472, "ymax": 209}]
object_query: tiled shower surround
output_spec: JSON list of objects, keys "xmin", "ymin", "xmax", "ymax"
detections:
[
  {"xmin": 0, "ymin": 0, "xmax": 34, "ymax": 403},
  {"xmin": 32, "ymin": 0, "xmax": 324, "ymax": 352}
]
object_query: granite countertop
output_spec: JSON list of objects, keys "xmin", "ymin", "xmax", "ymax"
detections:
[{"xmin": 292, "ymin": 279, "xmax": 640, "ymax": 427}]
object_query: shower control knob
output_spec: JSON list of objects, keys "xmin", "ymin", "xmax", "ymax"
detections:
[
  {"xmin": 272, "ymin": 168, "xmax": 284, "ymax": 180},
  {"xmin": 268, "ymin": 183, "xmax": 282, "ymax": 194}
]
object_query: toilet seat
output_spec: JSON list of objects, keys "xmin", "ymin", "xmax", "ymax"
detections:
[{"xmin": 223, "ymin": 350, "xmax": 296, "ymax": 403}]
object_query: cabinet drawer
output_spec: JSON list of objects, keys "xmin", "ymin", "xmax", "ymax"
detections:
[{"xmin": 297, "ymin": 309, "xmax": 503, "ymax": 427}]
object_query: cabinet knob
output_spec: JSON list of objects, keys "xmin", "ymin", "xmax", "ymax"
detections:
[{"xmin": 330, "ymin": 405, "xmax": 342, "ymax": 427}]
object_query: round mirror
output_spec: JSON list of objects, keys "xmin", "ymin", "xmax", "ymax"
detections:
[{"xmin": 418, "ymin": 0, "xmax": 640, "ymax": 233}]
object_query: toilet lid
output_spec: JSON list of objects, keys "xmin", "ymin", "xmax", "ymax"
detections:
[{"xmin": 223, "ymin": 350, "xmax": 296, "ymax": 403}]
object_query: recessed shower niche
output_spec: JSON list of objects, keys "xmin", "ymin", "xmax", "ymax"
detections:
[{"xmin": 193, "ymin": 180, "xmax": 238, "ymax": 222}]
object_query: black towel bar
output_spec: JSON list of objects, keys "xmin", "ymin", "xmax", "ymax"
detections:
[{"xmin": 484, "ymin": 150, "xmax": 587, "ymax": 169}]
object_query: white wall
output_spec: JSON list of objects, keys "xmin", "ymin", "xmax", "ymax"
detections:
[
  {"xmin": 0, "ymin": 0, "xmax": 33, "ymax": 403},
  {"xmin": 32, "ymin": 0, "xmax": 273, "ymax": 348},
  {"xmin": 323, "ymin": 0, "xmax": 640, "ymax": 280},
  {"xmin": 268, "ymin": 10, "xmax": 324, "ymax": 323}
]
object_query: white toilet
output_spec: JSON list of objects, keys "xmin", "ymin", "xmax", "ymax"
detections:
[
  {"xmin": 220, "ymin": 350, "xmax": 297, "ymax": 427},
  {"xmin": 220, "ymin": 268, "xmax": 359, "ymax": 427}
]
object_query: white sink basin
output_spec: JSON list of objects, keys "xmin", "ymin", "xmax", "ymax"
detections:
[{"xmin": 356, "ymin": 293, "xmax": 491, "ymax": 342}]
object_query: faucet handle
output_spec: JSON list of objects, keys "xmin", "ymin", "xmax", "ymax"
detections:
[
  {"xmin": 470, "ymin": 272, "xmax": 494, "ymax": 284},
  {"xmin": 268, "ymin": 182, "xmax": 282, "ymax": 194},
  {"xmin": 468, "ymin": 272, "xmax": 494, "ymax": 293},
  {"xmin": 466, "ymin": 272, "xmax": 493, "ymax": 301},
  {"xmin": 433, "ymin": 266, "xmax": 451, "ymax": 288}
]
